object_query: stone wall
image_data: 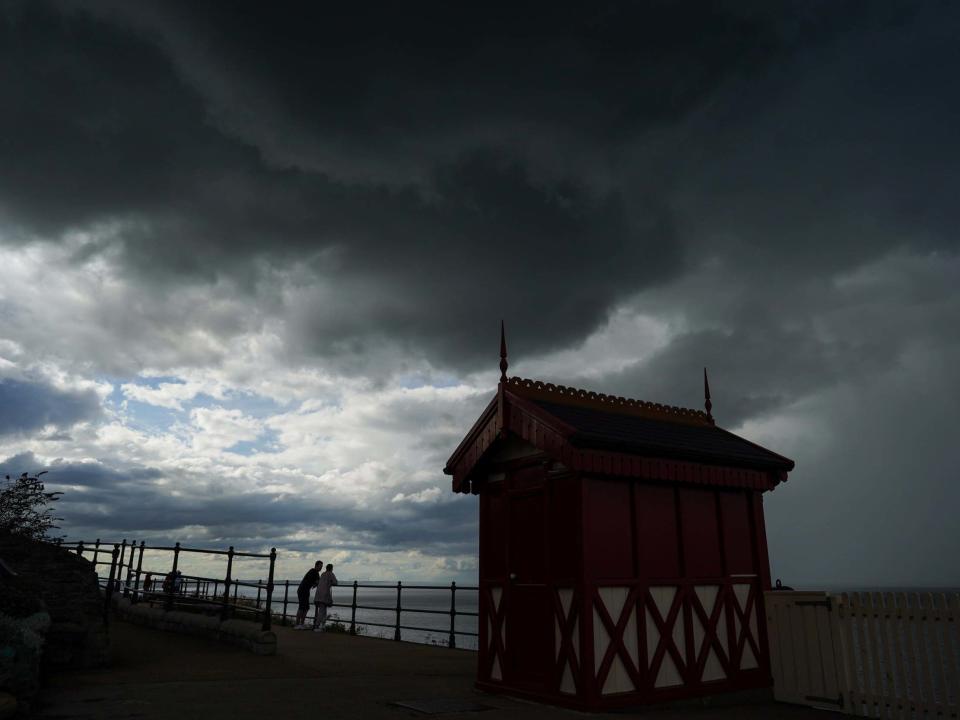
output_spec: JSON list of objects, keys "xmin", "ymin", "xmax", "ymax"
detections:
[
  {"xmin": 111, "ymin": 597, "xmax": 277, "ymax": 655},
  {"xmin": 0, "ymin": 535, "xmax": 109, "ymax": 671},
  {"xmin": 0, "ymin": 534, "xmax": 109, "ymax": 715}
]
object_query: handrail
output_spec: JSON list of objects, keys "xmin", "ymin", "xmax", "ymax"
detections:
[{"xmin": 62, "ymin": 538, "xmax": 480, "ymax": 649}]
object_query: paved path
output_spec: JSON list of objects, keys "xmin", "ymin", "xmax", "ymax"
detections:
[{"xmin": 40, "ymin": 621, "xmax": 836, "ymax": 719}]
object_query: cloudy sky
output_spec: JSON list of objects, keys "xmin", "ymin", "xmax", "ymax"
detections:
[{"xmin": 1, "ymin": 1, "xmax": 957, "ymax": 586}]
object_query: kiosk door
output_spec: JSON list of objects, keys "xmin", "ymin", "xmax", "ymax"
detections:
[{"xmin": 505, "ymin": 482, "xmax": 553, "ymax": 690}]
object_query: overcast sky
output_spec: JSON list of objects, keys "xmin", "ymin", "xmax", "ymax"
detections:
[{"xmin": 1, "ymin": 1, "xmax": 957, "ymax": 586}]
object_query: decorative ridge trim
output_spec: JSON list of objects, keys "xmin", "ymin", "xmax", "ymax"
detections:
[{"xmin": 505, "ymin": 376, "xmax": 714, "ymax": 426}]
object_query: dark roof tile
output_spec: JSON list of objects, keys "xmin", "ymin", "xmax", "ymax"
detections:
[{"xmin": 533, "ymin": 400, "xmax": 794, "ymax": 471}]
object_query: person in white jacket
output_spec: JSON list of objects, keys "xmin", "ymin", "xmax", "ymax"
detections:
[{"xmin": 313, "ymin": 564, "xmax": 338, "ymax": 631}]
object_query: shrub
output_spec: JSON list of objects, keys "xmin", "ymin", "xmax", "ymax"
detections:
[{"xmin": 0, "ymin": 472, "xmax": 62, "ymax": 541}]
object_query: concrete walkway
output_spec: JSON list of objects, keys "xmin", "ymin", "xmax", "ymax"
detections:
[{"xmin": 40, "ymin": 621, "xmax": 835, "ymax": 719}]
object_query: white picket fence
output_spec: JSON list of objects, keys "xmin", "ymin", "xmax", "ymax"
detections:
[{"xmin": 766, "ymin": 591, "xmax": 960, "ymax": 719}]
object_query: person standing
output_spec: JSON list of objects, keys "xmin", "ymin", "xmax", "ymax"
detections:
[
  {"xmin": 313, "ymin": 564, "xmax": 338, "ymax": 632},
  {"xmin": 294, "ymin": 561, "xmax": 322, "ymax": 629}
]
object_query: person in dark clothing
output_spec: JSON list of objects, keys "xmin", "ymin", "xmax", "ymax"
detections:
[{"xmin": 294, "ymin": 561, "xmax": 322, "ymax": 629}]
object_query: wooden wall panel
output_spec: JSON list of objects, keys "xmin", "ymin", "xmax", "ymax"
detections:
[
  {"xmin": 549, "ymin": 474, "xmax": 579, "ymax": 583},
  {"xmin": 482, "ymin": 490, "xmax": 507, "ymax": 580},
  {"xmin": 679, "ymin": 488, "xmax": 723, "ymax": 578},
  {"xmin": 635, "ymin": 483, "xmax": 680, "ymax": 580},
  {"xmin": 719, "ymin": 491, "xmax": 755, "ymax": 575},
  {"xmin": 584, "ymin": 477, "xmax": 633, "ymax": 580}
]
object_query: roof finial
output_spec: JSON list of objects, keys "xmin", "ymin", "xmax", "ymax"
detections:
[
  {"xmin": 703, "ymin": 367, "xmax": 713, "ymax": 423},
  {"xmin": 499, "ymin": 320, "xmax": 508, "ymax": 383}
]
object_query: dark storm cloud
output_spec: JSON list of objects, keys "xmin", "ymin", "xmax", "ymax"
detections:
[
  {"xmin": 0, "ymin": 379, "xmax": 101, "ymax": 436},
  {"xmin": 0, "ymin": 0, "xmax": 891, "ymax": 371},
  {"xmin": 11, "ymin": 454, "xmax": 476, "ymax": 555}
]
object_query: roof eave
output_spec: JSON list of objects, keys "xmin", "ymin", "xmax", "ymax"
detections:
[
  {"xmin": 443, "ymin": 396, "xmax": 498, "ymax": 474},
  {"xmin": 568, "ymin": 432, "xmax": 795, "ymax": 473}
]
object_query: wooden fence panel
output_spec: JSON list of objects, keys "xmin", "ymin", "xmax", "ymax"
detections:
[
  {"xmin": 891, "ymin": 593, "xmax": 910, "ymax": 720},
  {"xmin": 946, "ymin": 594, "xmax": 960, "ymax": 710},
  {"xmin": 917, "ymin": 593, "xmax": 937, "ymax": 717},
  {"xmin": 880, "ymin": 593, "xmax": 901, "ymax": 720},
  {"xmin": 839, "ymin": 593, "xmax": 861, "ymax": 717},
  {"xmin": 852, "ymin": 593, "xmax": 876, "ymax": 716},
  {"xmin": 903, "ymin": 592, "xmax": 924, "ymax": 719},
  {"xmin": 931, "ymin": 593, "xmax": 950, "ymax": 713},
  {"xmin": 766, "ymin": 590, "xmax": 959, "ymax": 719}
]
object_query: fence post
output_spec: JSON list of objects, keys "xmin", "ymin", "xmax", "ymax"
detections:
[
  {"xmin": 118, "ymin": 539, "xmax": 128, "ymax": 597},
  {"xmin": 165, "ymin": 541, "xmax": 180, "ymax": 611},
  {"xmin": 76, "ymin": 540, "xmax": 84, "ymax": 557},
  {"xmin": 262, "ymin": 548, "xmax": 276, "ymax": 632},
  {"xmin": 350, "ymin": 581, "xmax": 358, "ymax": 635},
  {"xmin": 132, "ymin": 541, "xmax": 145, "ymax": 604},
  {"xmin": 283, "ymin": 580, "xmax": 290, "ymax": 626},
  {"xmin": 221, "ymin": 546, "xmax": 234, "ymax": 621},
  {"xmin": 449, "ymin": 581, "xmax": 457, "ymax": 649},
  {"xmin": 93, "ymin": 538, "xmax": 101, "ymax": 573},
  {"xmin": 103, "ymin": 544, "xmax": 120, "ymax": 626},
  {"xmin": 394, "ymin": 581, "xmax": 402, "ymax": 641}
]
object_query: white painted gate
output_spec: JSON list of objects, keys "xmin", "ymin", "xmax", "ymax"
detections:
[
  {"xmin": 765, "ymin": 590, "xmax": 960, "ymax": 719},
  {"xmin": 766, "ymin": 591, "xmax": 846, "ymax": 710}
]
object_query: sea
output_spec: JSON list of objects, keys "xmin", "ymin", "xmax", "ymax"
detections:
[{"xmin": 236, "ymin": 581, "xmax": 480, "ymax": 650}]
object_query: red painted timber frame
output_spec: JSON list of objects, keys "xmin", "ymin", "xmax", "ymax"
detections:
[{"xmin": 452, "ymin": 378, "xmax": 791, "ymax": 712}]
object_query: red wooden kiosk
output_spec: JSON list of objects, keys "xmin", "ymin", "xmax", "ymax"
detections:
[{"xmin": 444, "ymin": 328, "xmax": 795, "ymax": 710}]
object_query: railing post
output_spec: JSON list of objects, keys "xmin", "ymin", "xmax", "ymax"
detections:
[
  {"xmin": 124, "ymin": 539, "xmax": 136, "ymax": 597},
  {"xmin": 93, "ymin": 538, "xmax": 101, "ymax": 574},
  {"xmin": 394, "ymin": 581, "xmax": 402, "ymax": 641},
  {"xmin": 449, "ymin": 581, "xmax": 457, "ymax": 649},
  {"xmin": 103, "ymin": 544, "xmax": 120, "ymax": 626},
  {"xmin": 282, "ymin": 580, "xmax": 290, "ymax": 626},
  {"xmin": 221, "ymin": 546, "xmax": 234, "ymax": 622},
  {"xmin": 76, "ymin": 540, "xmax": 84, "ymax": 557},
  {"xmin": 262, "ymin": 548, "xmax": 276, "ymax": 632},
  {"xmin": 213, "ymin": 580, "xmax": 219, "ymax": 599},
  {"xmin": 132, "ymin": 541, "xmax": 145, "ymax": 604},
  {"xmin": 118, "ymin": 539, "xmax": 128, "ymax": 597},
  {"xmin": 165, "ymin": 541, "xmax": 180, "ymax": 611},
  {"xmin": 350, "ymin": 581, "xmax": 358, "ymax": 635}
]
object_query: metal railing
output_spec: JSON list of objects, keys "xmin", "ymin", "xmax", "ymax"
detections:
[
  {"xmin": 272, "ymin": 579, "xmax": 479, "ymax": 648},
  {"xmin": 58, "ymin": 539, "xmax": 277, "ymax": 631},
  {"xmin": 56, "ymin": 539, "xmax": 479, "ymax": 649}
]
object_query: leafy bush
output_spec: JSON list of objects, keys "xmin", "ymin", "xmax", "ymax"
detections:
[
  {"xmin": 0, "ymin": 610, "xmax": 48, "ymax": 699},
  {"xmin": 0, "ymin": 472, "xmax": 62, "ymax": 541}
]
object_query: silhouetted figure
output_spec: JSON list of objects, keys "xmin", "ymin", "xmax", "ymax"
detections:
[
  {"xmin": 143, "ymin": 573, "xmax": 153, "ymax": 592},
  {"xmin": 313, "ymin": 564, "xmax": 338, "ymax": 632},
  {"xmin": 294, "ymin": 560, "xmax": 322, "ymax": 629}
]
